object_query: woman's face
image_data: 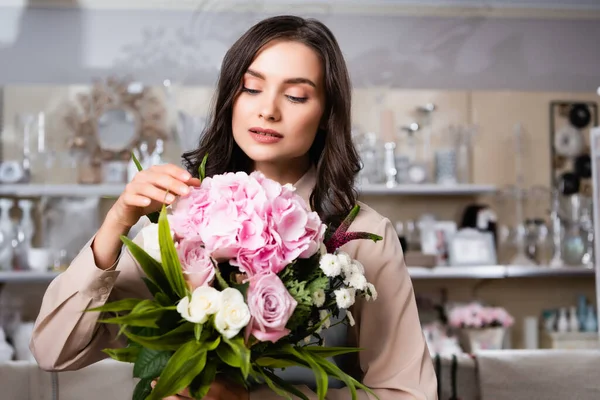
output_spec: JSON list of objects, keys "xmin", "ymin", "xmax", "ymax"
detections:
[{"xmin": 232, "ymin": 39, "xmax": 326, "ymax": 173}]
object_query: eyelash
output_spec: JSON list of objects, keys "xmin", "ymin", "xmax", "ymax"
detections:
[{"xmin": 241, "ymin": 87, "xmax": 308, "ymax": 104}]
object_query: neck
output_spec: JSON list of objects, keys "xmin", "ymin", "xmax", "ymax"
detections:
[{"xmin": 253, "ymin": 157, "xmax": 311, "ymax": 186}]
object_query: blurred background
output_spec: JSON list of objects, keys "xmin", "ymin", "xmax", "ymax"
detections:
[{"xmin": 1, "ymin": 1, "xmax": 600, "ymax": 399}]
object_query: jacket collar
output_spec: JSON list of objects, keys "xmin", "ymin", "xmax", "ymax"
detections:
[{"xmin": 293, "ymin": 165, "xmax": 317, "ymax": 209}]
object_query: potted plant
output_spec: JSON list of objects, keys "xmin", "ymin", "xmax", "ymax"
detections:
[{"xmin": 448, "ymin": 302, "xmax": 514, "ymax": 353}]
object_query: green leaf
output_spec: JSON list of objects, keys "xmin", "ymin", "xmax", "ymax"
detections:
[
  {"xmin": 132, "ymin": 377, "xmax": 153, "ymax": 400},
  {"xmin": 146, "ymin": 338, "xmax": 220, "ymax": 400},
  {"xmin": 216, "ymin": 341, "xmax": 241, "ymax": 368},
  {"xmin": 254, "ymin": 357, "xmax": 301, "ymax": 369},
  {"xmin": 141, "ymin": 277, "xmax": 162, "ymax": 297},
  {"xmin": 314, "ymin": 356, "xmax": 380, "ymax": 400},
  {"xmin": 194, "ymin": 324, "xmax": 203, "ymax": 342},
  {"xmin": 86, "ymin": 298, "xmax": 143, "ymax": 313},
  {"xmin": 121, "ymin": 235, "xmax": 173, "ymax": 299},
  {"xmin": 189, "ymin": 361, "xmax": 217, "ymax": 399},
  {"xmin": 158, "ymin": 206, "xmax": 188, "ymax": 298},
  {"xmin": 302, "ymin": 346, "xmax": 363, "ymax": 358},
  {"xmin": 224, "ymin": 337, "xmax": 251, "ymax": 379},
  {"xmin": 199, "ymin": 153, "xmax": 208, "ymax": 181},
  {"xmin": 133, "ymin": 348, "xmax": 172, "ymax": 379},
  {"xmin": 102, "ymin": 346, "xmax": 141, "ymax": 363},
  {"xmin": 98, "ymin": 300, "xmax": 176, "ymax": 328},
  {"xmin": 288, "ymin": 347, "xmax": 328, "ymax": 400},
  {"xmin": 131, "ymin": 150, "xmax": 144, "ymax": 172},
  {"xmin": 123, "ymin": 323, "xmax": 195, "ymax": 351},
  {"xmin": 260, "ymin": 368, "xmax": 309, "ymax": 400},
  {"xmin": 213, "ymin": 264, "xmax": 229, "ymax": 289}
]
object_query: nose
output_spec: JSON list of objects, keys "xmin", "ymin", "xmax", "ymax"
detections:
[{"xmin": 259, "ymin": 95, "xmax": 281, "ymax": 122}]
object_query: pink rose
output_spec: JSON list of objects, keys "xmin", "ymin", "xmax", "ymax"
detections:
[
  {"xmin": 246, "ymin": 272, "xmax": 297, "ymax": 343},
  {"xmin": 177, "ymin": 236, "xmax": 215, "ymax": 290}
]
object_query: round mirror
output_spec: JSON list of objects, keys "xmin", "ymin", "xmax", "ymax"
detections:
[{"xmin": 96, "ymin": 108, "xmax": 138, "ymax": 153}]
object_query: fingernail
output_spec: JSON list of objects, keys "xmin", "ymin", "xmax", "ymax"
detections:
[
  {"xmin": 181, "ymin": 186, "xmax": 190, "ymax": 194},
  {"xmin": 181, "ymin": 172, "xmax": 191, "ymax": 180},
  {"xmin": 143, "ymin": 198, "xmax": 151, "ymax": 206},
  {"xmin": 166, "ymin": 194, "xmax": 175, "ymax": 202},
  {"xmin": 150, "ymin": 381, "xmax": 156, "ymax": 388}
]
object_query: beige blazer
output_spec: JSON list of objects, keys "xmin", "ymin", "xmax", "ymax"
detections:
[{"xmin": 30, "ymin": 167, "xmax": 438, "ymax": 399}]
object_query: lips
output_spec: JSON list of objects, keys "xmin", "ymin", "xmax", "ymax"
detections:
[{"xmin": 249, "ymin": 127, "xmax": 283, "ymax": 138}]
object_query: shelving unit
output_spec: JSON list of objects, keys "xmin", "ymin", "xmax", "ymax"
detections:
[
  {"xmin": 358, "ymin": 183, "xmax": 497, "ymax": 196},
  {"xmin": 407, "ymin": 265, "xmax": 595, "ymax": 279},
  {"xmin": 0, "ymin": 183, "xmax": 497, "ymax": 198},
  {"xmin": 0, "ymin": 184, "xmax": 125, "ymax": 198},
  {"xmin": 0, "ymin": 265, "xmax": 593, "ymax": 283}
]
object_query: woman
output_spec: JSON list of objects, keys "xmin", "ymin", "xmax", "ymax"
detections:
[{"xmin": 31, "ymin": 15, "xmax": 437, "ymax": 400}]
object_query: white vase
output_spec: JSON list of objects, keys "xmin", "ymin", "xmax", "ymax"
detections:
[{"xmin": 460, "ymin": 327, "xmax": 506, "ymax": 353}]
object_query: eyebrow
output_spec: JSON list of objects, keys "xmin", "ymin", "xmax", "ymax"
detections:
[{"xmin": 245, "ymin": 68, "xmax": 317, "ymax": 89}]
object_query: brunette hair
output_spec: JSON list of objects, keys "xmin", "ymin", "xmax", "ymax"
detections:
[{"xmin": 182, "ymin": 15, "xmax": 360, "ymax": 226}]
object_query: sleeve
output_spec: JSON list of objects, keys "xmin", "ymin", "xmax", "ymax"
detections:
[
  {"xmin": 250, "ymin": 217, "xmax": 438, "ymax": 400},
  {"xmin": 29, "ymin": 231, "xmax": 150, "ymax": 371}
]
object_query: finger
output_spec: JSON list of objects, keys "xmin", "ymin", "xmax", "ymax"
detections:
[
  {"xmin": 187, "ymin": 177, "xmax": 202, "ymax": 187},
  {"xmin": 150, "ymin": 164, "xmax": 193, "ymax": 182},
  {"xmin": 136, "ymin": 171, "xmax": 192, "ymax": 197},
  {"xmin": 121, "ymin": 192, "xmax": 152, "ymax": 208},
  {"xmin": 127, "ymin": 182, "xmax": 176, "ymax": 205}
]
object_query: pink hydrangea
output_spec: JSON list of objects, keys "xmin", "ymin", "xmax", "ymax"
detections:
[{"xmin": 168, "ymin": 171, "xmax": 326, "ymax": 275}]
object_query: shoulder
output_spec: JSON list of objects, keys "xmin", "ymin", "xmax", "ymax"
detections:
[
  {"xmin": 339, "ymin": 201, "xmax": 400, "ymax": 258},
  {"xmin": 348, "ymin": 201, "xmax": 388, "ymax": 233}
]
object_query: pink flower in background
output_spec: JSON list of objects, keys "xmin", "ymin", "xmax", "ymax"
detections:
[
  {"xmin": 177, "ymin": 236, "xmax": 215, "ymax": 290},
  {"xmin": 246, "ymin": 272, "xmax": 297, "ymax": 343},
  {"xmin": 448, "ymin": 302, "xmax": 514, "ymax": 329}
]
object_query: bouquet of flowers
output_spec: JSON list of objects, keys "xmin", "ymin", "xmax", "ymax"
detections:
[
  {"xmin": 447, "ymin": 302, "xmax": 514, "ymax": 330},
  {"xmin": 88, "ymin": 155, "xmax": 382, "ymax": 400}
]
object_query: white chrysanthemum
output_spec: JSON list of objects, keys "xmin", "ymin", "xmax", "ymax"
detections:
[
  {"xmin": 347, "ymin": 310, "xmax": 356, "ymax": 327},
  {"xmin": 365, "ymin": 282, "xmax": 378, "ymax": 301},
  {"xmin": 334, "ymin": 288, "xmax": 356, "ymax": 309},
  {"xmin": 312, "ymin": 289, "xmax": 326, "ymax": 307},
  {"xmin": 348, "ymin": 273, "xmax": 367, "ymax": 291},
  {"xmin": 319, "ymin": 253, "xmax": 342, "ymax": 277},
  {"xmin": 336, "ymin": 251, "xmax": 352, "ymax": 268},
  {"xmin": 342, "ymin": 260, "xmax": 365, "ymax": 278}
]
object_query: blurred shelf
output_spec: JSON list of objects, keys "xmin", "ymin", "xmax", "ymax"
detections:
[
  {"xmin": 358, "ymin": 183, "xmax": 497, "ymax": 196},
  {"xmin": 408, "ymin": 265, "xmax": 596, "ymax": 279},
  {"xmin": 0, "ymin": 271, "xmax": 61, "ymax": 283},
  {"xmin": 0, "ymin": 184, "xmax": 125, "ymax": 198},
  {"xmin": 0, "ymin": 183, "xmax": 498, "ymax": 198}
]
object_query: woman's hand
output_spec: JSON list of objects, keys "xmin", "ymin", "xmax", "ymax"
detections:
[
  {"xmin": 108, "ymin": 163, "xmax": 200, "ymax": 229},
  {"xmin": 152, "ymin": 378, "xmax": 249, "ymax": 400}
]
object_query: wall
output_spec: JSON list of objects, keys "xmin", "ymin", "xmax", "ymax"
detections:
[
  {"xmin": 1, "ymin": 3, "xmax": 599, "ymax": 351},
  {"xmin": 0, "ymin": 6, "xmax": 599, "ymax": 91}
]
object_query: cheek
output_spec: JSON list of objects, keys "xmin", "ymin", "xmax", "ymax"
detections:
[{"xmin": 290, "ymin": 107, "xmax": 322, "ymax": 146}]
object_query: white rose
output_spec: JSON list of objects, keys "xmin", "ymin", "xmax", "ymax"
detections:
[
  {"xmin": 312, "ymin": 289, "xmax": 325, "ymax": 307},
  {"xmin": 141, "ymin": 223, "xmax": 162, "ymax": 262},
  {"xmin": 215, "ymin": 288, "xmax": 251, "ymax": 339},
  {"xmin": 177, "ymin": 286, "xmax": 221, "ymax": 324},
  {"xmin": 334, "ymin": 288, "xmax": 356, "ymax": 309},
  {"xmin": 319, "ymin": 253, "xmax": 342, "ymax": 277}
]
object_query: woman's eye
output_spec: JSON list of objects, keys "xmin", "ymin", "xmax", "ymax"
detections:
[
  {"xmin": 286, "ymin": 95, "xmax": 308, "ymax": 104},
  {"xmin": 242, "ymin": 87, "xmax": 261, "ymax": 94}
]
